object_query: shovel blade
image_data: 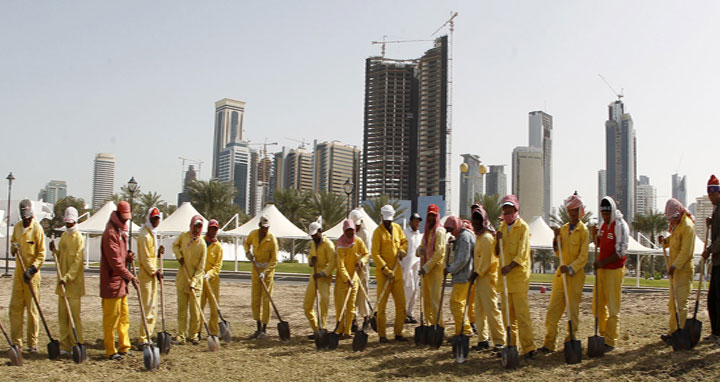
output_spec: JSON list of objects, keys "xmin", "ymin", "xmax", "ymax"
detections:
[
  {"xmin": 314, "ymin": 329, "xmax": 328, "ymax": 350},
  {"xmin": 219, "ymin": 321, "xmax": 233, "ymax": 343},
  {"xmin": 47, "ymin": 339, "xmax": 61, "ymax": 360},
  {"xmin": 430, "ymin": 325, "xmax": 444, "ymax": 349},
  {"xmin": 207, "ymin": 335, "xmax": 221, "ymax": 352},
  {"xmin": 684, "ymin": 318, "xmax": 702, "ymax": 348},
  {"xmin": 328, "ymin": 332, "xmax": 340, "ymax": 350},
  {"xmin": 501, "ymin": 345, "xmax": 520, "ymax": 369},
  {"xmin": 369, "ymin": 313, "xmax": 378, "ymax": 333},
  {"xmin": 414, "ymin": 325, "xmax": 425, "ymax": 346},
  {"xmin": 143, "ymin": 346, "xmax": 155, "ymax": 371},
  {"xmin": 157, "ymin": 332, "xmax": 172, "ymax": 355},
  {"xmin": 277, "ymin": 321, "xmax": 291, "ymax": 343},
  {"xmin": 72, "ymin": 345, "xmax": 82, "ymax": 364},
  {"xmin": 153, "ymin": 346, "xmax": 160, "ymax": 369},
  {"xmin": 352, "ymin": 330, "xmax": 368, "ymax": 352},
  {"xmin": 453, "ymin": 334, "xmax": 470, "ymax": 364},
  {"xmin": 671, "ymin": 328, "xmax": 692, "ymax": 351},
  {"xmin": 564, "ymin": 339, "xmax": 583, "ymax": 364},
  {"xmin": 587, "ymin": 335, "xmax": 605, "ymax": 357},
  {"xmin": 8, "ymin": 345, "xmax": 22, "ymax": 366}
]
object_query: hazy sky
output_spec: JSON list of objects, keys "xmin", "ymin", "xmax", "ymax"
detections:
[{"xmin": 2, "ymin": 0, "xmax": 719, "ymax": 218}]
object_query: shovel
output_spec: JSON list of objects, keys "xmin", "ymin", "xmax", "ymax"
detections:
[
  {"xmin": 0, "ymin": 318, "xmax": 22, "ymax": 366},
  {"xmin": 50, "ymin": 248, "xmax": 87, "ymax": 363},
  {"xmin": 352, "ymin": 280, "xmax": 373, "ymax": 352},
  {"xmin": 685, "ymin": 229, "xmax": 709, "ymax": 348},
  {"xmin": 498, "ymin": 238, "xmax": 519, "ymax": 369},
  {"xmin": 557, "ymin": 236, "xmax": 582, "ymax": 364},
  {"xmin": 180, "ymin": 265, "xmax": 221, "ymax": 351},
  {"xmin": 452, "ymin": 278, "xmax": 475, "ymax": 363},
  {"xmin": 312, "ymin": 263, "xmax": 328, "ymax": 350},
  {"xmin": 662, "ymin": 247, "xmax": 692, "ymax": 351},
  {"xmin": 429, "ymin": 245, "xmax": 452, "ymax": 350},
  {"xmin": 328, "ymin": 282, "xmax": 354, "ymax": 350},
  {"xmin": 367, "ymin": 258, "xmax": 400, "ymax": 339},
  {"xmin": 129, "ymin": 261, "xmax": 161, "ymax": 370},
  {"xmin": 587, "ymin": 245, "xmax": 605, "ymax": 357},
  {"xmin": 251, "ymin": 259, "xmax": 291, "ymax": 342},
  {"xmin": 414, "ymin": 275, "xmax": 426, "ymax": 346},
  {"xmin": 156, "ymin": 270, "xmax": 172, "ymax": 355},
  {"xmin": 15, "ymin": 248, "xmax": 60, "ymax": 360},
  {"xmin": 203, "ymin": 278, "xmax": 233, "ymax": 343}
]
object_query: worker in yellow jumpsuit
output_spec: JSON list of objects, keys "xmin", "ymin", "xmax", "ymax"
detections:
[
  {"xmin": 336, "ymin": 219, "xmax": 369, "ymax": 337},
  {"xmin": 9, "ymin": 199, "xmax": 45, "ymax": 353},
  {"xmin": 496, "ymin": 195, "xmax": 537, "ymax": 359},
  {"xmin": 372, "ymin": 205, "xmax": 408, "ymax": 343},
  {"xmin": 245, "ymin": 215, "xmax": 279, "ymax": 339},
  {"xmin": 659, "ymin": 198, "xmax": 695, "ymax": 344},
  {"xmin": 173, "ymin": 215, "xmax": 207, "ymax": 345},
  {"xmin": 137, "ymin": 207, "xmax": 163, "ymax": 346},
  {"xmin": 50, "ymin": 206, "xmax": 85, "ymax": 355},
  {"xmin": 304, "ymin": 218, "xmax": 336, "ymax": 338},
  {"xmin": 201, "ymin": 219, "xmax": 223, "ymax": 336},
  {"xmin": 417, "ymin": 204, "xmax": 446, "ymax": 330},
  {"xmin": 469, "ymin": 203, "xmax": 505, "ymax": 353},
  {"xmin": 539, "ymin": 194, "xmax": 589, "ymax": 353}
]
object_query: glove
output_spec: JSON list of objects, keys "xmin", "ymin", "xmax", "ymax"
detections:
[
  {"xmin": 416, "ymin": 246, "xmax": 425, "ymax": 258},
  {"xmin": 398, "ymin": 250, "xmax": 407, "ymax": 259},
  {"xmin": 49, "ymin": 240, "xmax": 56, "ymax": 253},
  {"xmin": 258, "ymin": 272, "xmax": 265, "ymax": 281},
  {"xmin": 158, "ymin": 245, "xmax": 165, "ymax": 257},
  {"xmin": 155, "ymin": 271, "xmax": 164, "ymax": 280},
  {"xmin": 308, "ymin": 257, "xmax": 316, "ymax": 267},
  {"xmin": 178, "ymin": 257, "xmax": 185, "ymax": 266},
  {"xmin": 246, "ymin": 252, "xmax": 254, "ymax": 261},
  {"xmin": 204, "ymin": 274, "xmax": 210, "ymax": 280},
  {"xmin": 127, "ymin": 250, "xmax": 136, "ymax": 263},
  {"xmin": 469, "ymin": 271, "xmax": 478, "ymax": 283},
  {"xmin": 11, "ymin": 245, "xmax": 18, "ymax": 257},
  {"xmin": 313, "ymin": 271, "xmax": 326, "ymax": 279},
  {"xmin": 23, "ymin": 265, "xmax": 38, "ymax": 283},
  {"xmin": 418, "ymin": 268, "xmax": 426, "ymax": 277}
]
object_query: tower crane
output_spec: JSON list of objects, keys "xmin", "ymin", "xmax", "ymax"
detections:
[
  {"xmin": 284, "ymin": 137, "xmax": 309, "ymax": 150},
  {"xmin": 598, "ymin": 74, "xmax": 624, "ymax": 100},
  {"xmin": 247, "ymin": 140, "xmax": 278, "ymax": 208},
  {"xmin": 178, "ymin": 157, "xmax": 203, "ymax": 189},
  {"xmin": 371, "ymin": 35, "xmax": 434, "ymax": 58}
]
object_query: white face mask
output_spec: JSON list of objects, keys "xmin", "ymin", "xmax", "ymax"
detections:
[{"xmin": 66, "ymin": 223, "xmax": 78, "ymax": 234}]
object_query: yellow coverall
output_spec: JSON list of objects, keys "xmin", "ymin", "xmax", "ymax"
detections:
[
  {"xmin": 498, "ymin": 218, "xmax": 537, "ymax": 355},
  {"xmin": 543, "ymin": 222, "xmax": 589, "ymax": 350},
  {"xmin": 594, "ymin": 267, "xmax": 625, "ymax": 347},
  {"xmin": 244, "ymin": 229, "xmax": 278, "ymax": 324},
  {"xmin": 56, "ymin": 230, "xmax": 85, "ymax": 352},
  {"xmin": 664, "ymin": 213, "xmax": 695, "ymax": 333},
  {"xmin": 173, "ymin": 232, "xmax": 207, "ymax": 343},
  {"xmin": 372, "ymin": 223, "xmax": 408, "ymax": 338},
  {"xmin": 421, "ymin": 227, "xmax": 447, "ymax": 327},
  {"xmin": 336, "ymin": 237, "xmax": 369, "ymax": 335},
  {"xmin": 10, "ymin": 220, "xmax": 45, "ymax": 349},
  {"xmin": 303, "ymin": 237, "xmax": 336, "ymax": 332},
  {"xmin": 102, "ymin": 297, "xmax": 129, "ymax": 357},
  {"xmin": 201, "ymin": 240, "xmax": 223, "ymax": 336},
  {"xmin": 474, "ymin": 231, "xmax": 505, "ymax": 346},
  {"xmin": 137, "ymin": 226, "xmax": 158, "ymax": 343}
]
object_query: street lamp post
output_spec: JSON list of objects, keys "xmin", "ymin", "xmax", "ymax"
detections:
[
  {"xmin": 4, "ymin": 172, "xmax": 15, "ymax": 277},
  {"xmin": 342, "ymin": 178, "xmax": 354, "ymax": 216},
  {"xmin": 127, "ymin": 177, "xmax": 138, "ymax": 250}
]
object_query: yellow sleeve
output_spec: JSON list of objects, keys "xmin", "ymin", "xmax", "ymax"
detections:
[
  {"xmin": 356, "ymin": 239, "xmax": 369, "ymax": 265},
  {"xmin": 371, "ymin": 229, "xmax": 387, "ymax": 270},
  {"xmin": 672, "ymin": 223, "xmax": 695, "ymax": 269},
  {"xmin": 320, "ymin": 242, "xmax": 336, "ymax": 275},
  {"xmin": 206, "ymin": 244, "xmax": 223, "ymax": 279},
  {"xmin": 425, "ymin": 229, "xmax": 447, "ymax": 271},
  {"xmin": 336, "ymin": 249, "xmax": 350, "ymax": 284},
  {"xmin": 398, "ymin": 225, "xmax": 408, "ymax": 252},
  {"xmin": 32, "ymin": 224, "xmax": 46, "ymax": 269},
  {"xmin": 173, "ymin": 234, "xmax": 184, "ymax": 261},
  {"xmin": 569, "ymin": 228, "xmax": 589, "ymax": 272},
  {"xmin": 138, "ymin": 232, "xmax": 157, "ymax": 276},
  {"xmin": 511, "ymin": 224, "xmax": 530, "ymax": 266},
  {"xmin": 244, "ymin": 231, "xmax": 254, "ymax": 255},
  {"xmin": 63, "ymin": 234, "xmax": 85, "ymax": 283},
  {"xmin": 476, "ymin": 235, "xmax": 494, "ymax": 277},
  {"xmin": 192, "ymin": 244, "xmax": 207, "ymax": 281},
  {"xmin": 266, "ymin": 235, "xmax": 278, "ymax": 271}
]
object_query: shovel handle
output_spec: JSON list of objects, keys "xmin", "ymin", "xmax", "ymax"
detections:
[
  {"xmin": 661, "ymin": 247, "xmax": 683, "ymax": 329},
  {"xmin": 130, "ymin": 261, "xmax": 154, "ymax": 344},
  {"xmin": 51, "ymin": 250, "xmax": 81, "ymax": 344},
  {"xmin": 0, "ymin": 318, "xmax": 13, "ymax": 346},
  {"xmin": 556, "ymin": 236, "xmax": 576, "ymax": 341},
  {"xmin": 593, "ymin": 246, "xmax": 600, "ymax": 336},
  {"xmin": 355, "ymin": 273, "xmax": 374, "ymax": 313},
  {"xmin": 251, "ymin": 259, "xmax": 285, "ymax": 322},
  {"xmin": 15, "ymin": 251, "xmax": 55, "ymax": 342},
  {"xmin": 369, "ymin": 256, "xmax": 401, "ymax": 317},
  {"xmin": 159, "ymin": 272, "xmax": 167, "ymax": 332},
  {"xmin": 498, "ymin": 238, "xmax": 513, "ymax": 344},
  {"xmin": 333, "ymin": 281, "xmax": 355, "ymax": 333},
  {"xmin": 435, "ymin": 243, "xmax": 452, "ymax": 326},
  {"xmin": 457, "ymin": 278, "xmax": 475, "ymax": 336},
  {"xmin": 203, "ymin": 277, "xmax": 227, "ymax": 322},
  {"xmin": 179, "ymin": 263, "xmax": 214, "ymax": 335},
  {"xmin": 312, "ymin": 261, "xmax": 324, "ymax": 330}
]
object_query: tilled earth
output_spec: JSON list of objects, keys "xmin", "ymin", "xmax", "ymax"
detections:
[{"xmin": 0, "ymin": 275, "xmax": 718, "ymax": 381}]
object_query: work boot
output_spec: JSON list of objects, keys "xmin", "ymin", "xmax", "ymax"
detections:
[
  {"xmin": 524, "ymin": 350, "xmax": 536, "ymax": 360},
  {"xmin": 604, "ymin": 344, "xmax": 615, "ymax": 352},
  {"xmin": 190, "ymin": 337, "xmax": 200, "ymax": 345},
  {"xmin": 472, "ymin": 340, "xmax": 490, "ymax": 351},
  {"xmin": 307, "ymin": 334, "xmax": 316, "ymax": 340},
  {"xmin": 395, "ymin": 335, "xmax": 408, "ymax": 343},
  {"xmin": 108, "ymin": 353, "xmax": 123, "ymax": 361},
  {"xmin": 379, "ymin": 337, "xmax": 389, "ymax": 344},
  {"xmin": 249, "ymin": 320, "xmax": 263, "ymax": 339},
  {"xmin": 406, "ymin": 316, "xmax": 418, "ymax": 324},
  {"xmin": 703, "ymin": 334, "xmax": 719, "ymax": 342},
  {"xmin": 538, "ymin": 346, "xmax": 553, "ymax": 354},
  {"xmin": 257, "ymin": 324, "xmax": 268, "ymax": 339},
  {"xmin": 491, "ymin": 345, "xmax": 504, "ymax": 354},
  {"xmin": 352, "ymin": 319, "xmax": 359, "ymax": 332},
  {"xmin": 660, "ymin": 334, "xmax": 672, "ymax": 346}
]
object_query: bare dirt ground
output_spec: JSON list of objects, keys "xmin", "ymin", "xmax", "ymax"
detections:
[{"xmin": 0, "ymin": 275, "xmax": 718, "ymax": 381}]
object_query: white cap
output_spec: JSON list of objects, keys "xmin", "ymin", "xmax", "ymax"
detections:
[
  {"xmin": 349, "ymin": 209, "xmax": 363, "ymax": 225},
  {"xmin": 63, "ymin": 206, "xmax": 79, "ymax": 223},
  {"xmin": 259, "ymin": 215, "xmax": 270, "ymax": 228},
  {"xmin": 380, "ymin": 205, "xmax": 395, "ymax": 221},
  {"xmin": 308, "ymin": 221, "xmax": 322, "ymax": 236}
]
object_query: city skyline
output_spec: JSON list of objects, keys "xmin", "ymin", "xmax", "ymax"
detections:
[{"xmin": 2, "ymin": 1, "xmax": 719, "ymax": 218}]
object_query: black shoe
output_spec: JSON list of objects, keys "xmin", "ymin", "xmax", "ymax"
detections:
[
  {"xmin": 660, "ymin": 334, "xmax": 672, "ymax": 345},
  {"xmin": 379, "ymin": 337, "xmax": 389, "ymax": 344},
  {"xmin": 395, "ymin": 336, "xmax": 408, "ymax": 343},
  {"xmin": 471, "ymin": 323, "xmax": 478, "ymax": 334},
  {"xmin": 108, "ymin": 353, "xmax": 123, "ymax": 361},
  {"xmin": 604, "ymin": 344, "xmax": 615, "ymax": 352},
  {"xmin": 351, "ymin": 320, "xmax": 359, "ymax": 333},
  {"xmin": 190, "ymin": 338, "xmax": 200, "ymax": 345},
  {"xmin": 118, "ymin": 351, "xmax": 131, "ymax": 357},
  {"xmin": 538, "ymin": 346, "xmax": 553, "ymax": 354},
  {"xmin": 491, "ymin": 345, "xmax": 504, "ymax": 353},
  {"xmin": 307, "ymin": 334, "xmax": 316, "ymax": 340},
  {"xmin": 524, "ymin": 350, "xmax": 536, "ymax": 360},
  {"xmin": 406, "ymin": 316, "xmax": 418, "ymax": 324},
  {"xmin": 472, "ymin": 341, "xmax": 490, "ymax": 351}
]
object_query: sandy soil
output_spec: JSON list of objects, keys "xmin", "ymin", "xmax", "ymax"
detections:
[{"xmin": 0, "ymin": 274, "xmax": 717, "ymax": 381}]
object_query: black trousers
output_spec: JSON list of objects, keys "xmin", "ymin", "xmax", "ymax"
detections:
[{"xmin": 710, "ymin": 264, "xmax": 720, "ymax": 336}]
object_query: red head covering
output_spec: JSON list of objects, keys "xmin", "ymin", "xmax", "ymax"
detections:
[
  {"xmin": 444, "ymin": 215, "xmax": 473, "ymax": 237},
  {"xmin": 189, "ymin": 215, "xmax": 204, "ymax": 239},
  {"xmin": 564, "ymin": 194, "xmax": 585, "ymax": 219},
  {"xmin": 500, "ymin": 194, "xmax": 520, "ymax": 225},
  {"xmin": 471, "ymin": 203, "xmax": 495, "ymax": 235},
  {"xmin": 665, "ymin": 198, "xmax": 693, "ymax": 232},
  {"xmin": 422, "ymin": 204, "xmax": 441, "ymax": 264},
  {"xmin": 337, "ymin": 219, "xmax": 356, "ymax": 248},
  {"xmin": 205, "ymin": 219, "xmax": 219, "ymax": 243},
  {"xmin": 708, "ymin": 175, "xmax": 720, "ymax": 193}
]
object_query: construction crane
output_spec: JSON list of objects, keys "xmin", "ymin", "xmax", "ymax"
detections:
[
  {"xmin": 247, "ymin": 140, "xmax": 278, "ymax": 209},
  {"xmin": 431, "ymin": 11, "xmax": 458, "ymax": 214},
  {"xmin": 284, "ymin": 137, "xmax": 309, "ymax": 150},
  {"xmin": 178, "ymin": 157, "xmax": 203, "ymax": 189},
  {"xmin": 598, "ymin": 74, "xmax": 624, "ymax": 100},
  {"xmin": 371, "ymin": 35, "xmax": 433, "ymax": 58}
]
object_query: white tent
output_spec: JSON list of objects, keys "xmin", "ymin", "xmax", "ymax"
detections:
[
  {"xmin": 78, "ymin": 201, "xmax": 141, "ymax": 234},
  {"xmin": 528, "ymin": 216, "xmax": 553, "ymax": 249},
  {"xmin": 157, "ymin": 202, "xmax": 208, "ymax": 235},
  {"xmin": 324, "ymin": 207, "xmax": 378, "ymax": 239},
  {"xmin": 224, "ymin": 204, "xmax": 307, "ymax": 239},
  {"xmin": 0, "ymin": 200, "xmax": 54, "ymax": 225}
]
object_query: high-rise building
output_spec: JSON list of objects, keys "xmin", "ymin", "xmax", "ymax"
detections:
[
  {"xmin": 598, "ymin": 169, "xmax": 607, "ymax": 213},
  {"xmin": 512, "ymin": 147, "xmax": 543, "ymax": 220},
  {"xmin": 314, "ymin": 140, "xmax": 361, "ymax": 208},
  {"xmin": 459, "ymin": 154, "xmax": 483, "ymax": 217},
  {"xmin": 38, "ymin": 180, "xmax": 67, "ymax": 205},
  {"xmin": 605, "ymin": 99, "xmax": 637, "ymax": 225},
  {"xmin": 212, "ymin": 98, "xmax": 246, "ymax": 179},
  {"xmin": 177, "ymin": 165, "xmax": 197, "ymax": 205},
  {"xmin": 485, "ymin": 165, "xmax": 507, "ymax": 197},
  {"xmin": 269, "ymin": 146, "xmax": 291, "ymax": 202},
  {"xmin": 416, "ymin": 36, "xmax": 449, "ymax": 205},
  {"xmin": 672, "ymin": 173, "xmax": 687, "ymax": 207},
  {"xmin": 696, "ymin": 195, "xmax": 713, "ymax": 242},
  {"xmin": 92, "ymin": 153, "xmax": 115, "ymax": 210},
  {"xmin": 636, "ymin": 175, "xmax": 656, "ymax": 216},
  {"xmin": 362, "ymin": 57, "xmax": 417, "ymax": 203},
  {"xmin": 529, "ymin": 111, "xmax": 552, "ymax": 220},
  {"xmin": 285, "ymin": 147, "xmax": 314, "ymax": 192},
  {"xmin": 215, "ymin": 142, "xmax": 254, "ymax": 214}
]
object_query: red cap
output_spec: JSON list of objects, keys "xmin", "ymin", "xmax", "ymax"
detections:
[
  {"xmin": 208, "ymin": 219, "xmax": 219, "ymax": 228},
  {"xmin": 709, "ymin": 175, "xmax": 719, "ymax": 186},
  {"xmin": 426, "ymin": 204, "xmax": 439, "ymax": 216},
  {"xmin": 149, "ymin": 207, "xmax": 161, "ymax": 219},
  {"xmin": 117, "ymin": 201, "xmax": 132, "ymax": 220}
]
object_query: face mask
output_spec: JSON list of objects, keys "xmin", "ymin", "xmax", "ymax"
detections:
[{"xmin": 503, "ymin": 212, "xmax": 517, "ymax": 226}]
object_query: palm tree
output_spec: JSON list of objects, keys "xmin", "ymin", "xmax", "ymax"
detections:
[
  {"xmin": 473, "ymin": 193, "xmax": 502, "ymax": 230},
  {"xmin": 187, "ymin": 180, "xmax": 242, "ymax": 224},
  {"xmin": 548, "ymin": 207, "xmax": 594, "ymax": 227},
  {"xmin": 310, "ymin": 191, "xmax": 347, "ymax": 230},
  {"xmin": 43, "ymin": 196, "xmax": 88, "ymax": 236},
  {"xmin": 138, "ymin": 191, "xmax": 164, "ymax": 217},
  {"xmin": 363, "ymin": 195, "xmax": 407, "ymax": 223}
]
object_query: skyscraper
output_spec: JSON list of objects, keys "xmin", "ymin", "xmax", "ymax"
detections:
[
  {"xmin": 459, "ymin": 154, "xmax": 483, "ymax": 217},
  {"xmin": 605, "ymin": 100, "xmax": 636, "ymax": 225},
  {"xmin": 636, "ymin": 175, "xmax": 656, "ymax": 216},
  {"xmin": 672, "ymin": 173, "xmax": 687, "ymax": 207},
  {"xmin": 212, "ymin": 98, "xmax": 246, "ymax": 179},
  {"xmin": 314, "ymin": 140, "xmax": 361, "ymax": 208},
  {"xmin": 485, "ymin": 165, "xmax": 507, "ymax": 197},
  {"xmin": 215, "ymin": 142, "xmax": 254, "ymax": 213},
  {"xmin": 529, "ymin": 111, "xmax": 552, "ymax": 220},
  {"xmin": 269, "ymin": 146, "xmax": 291, "ymax": 202},
  {"xmin": 512, "ymin": 147, "xmax": 543, "ymax": 220},
  {"xmin": 92, "ymin": 153, "xmax": 115, "ymax": 210},
  {"xmin": 598, "ymin": 169, "xmax": 607, "ymax": 214},
  {"xmin": 177, "ymin": 165, "xmax": 197, "ymax": 205},
  {"xmin": 38, "ymin": 180, "xmax": 67, "ymax": 205},
  {"xmin": 696, "ymin": 195, "xmax": 713, "ymax": 241},
  {"xmin": 285, "ymin": 147, "xmax": 314, "ymax": 192}
]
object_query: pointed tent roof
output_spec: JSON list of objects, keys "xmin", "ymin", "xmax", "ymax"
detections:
[
  {"xmin": 78, "ymin": 201, "xmax": 141, "ymax": 234},
  {"xmin": 157, "ymin": 202, "xmax": 208, "ymax": 235},
  {"xmin": 325, "ymin": 207, "xmax": 378, "ymax": 239},
  {"xmin": 225, "ymin": 204, "xmax": 308, "ymax": 239},
  {"xmin": 528, "ymin": 216, "xmax": 554, "ymax": 249}
]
